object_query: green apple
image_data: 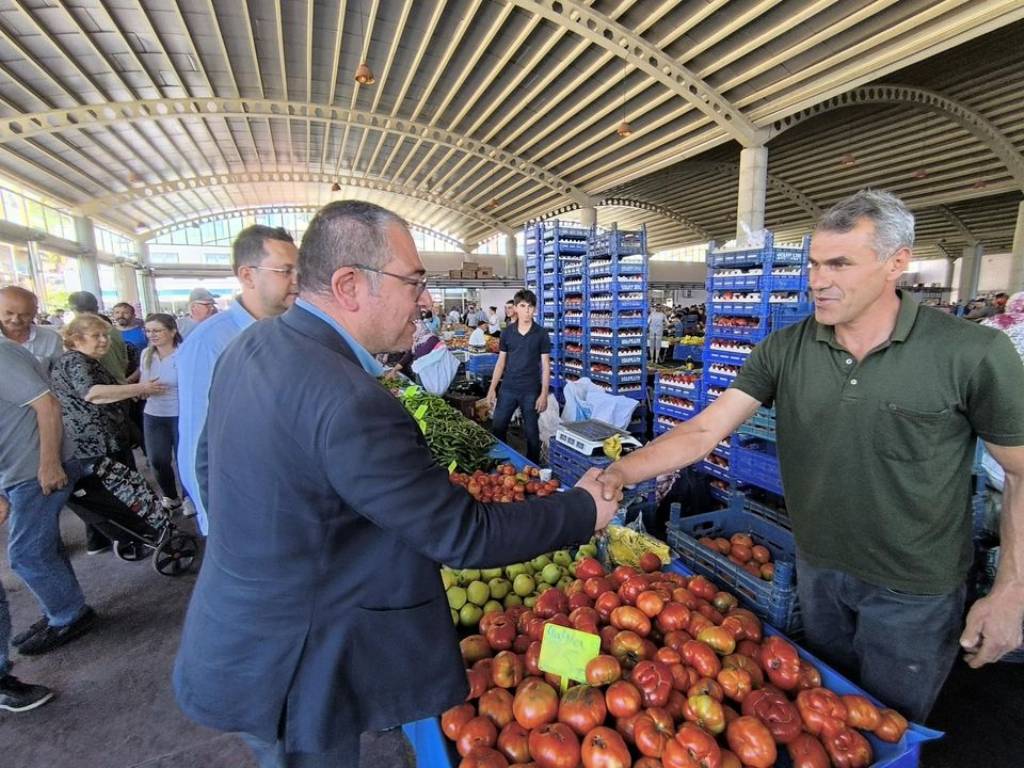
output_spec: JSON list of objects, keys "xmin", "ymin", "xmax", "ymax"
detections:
[
  {"xmin": 552, "ymin": 550, "xmax": 572, "ymax": 567},
  {"xmin": 440, "ymin": 569, "xmax": 457, "ymax": 590},
  {"xmin": 540, "ymin": 563, "xmax": 562, "ymax": 585},
  {"xmin": 568, "ymin": 563, "xmax": 577, "ymax": 577},
  {"xmin": 536, "ymin": 582, "xmax": 552, "ymax": 594},
  {"xmin": 466, "ymin": 580, "xmax": 490, "ymax": 606},
  {"xmin": 556, "ymin": 575, "xmax": 573, "ymax": 590},
  {"xmin": 523, "ymin": 595, "xmax": 538, "ymax": 608},
  {"xmin": 530, "ymin": 554, "xmax": 552, "ymax": 571},
  {"xmin": 481, "ymin": 567, "xmax": 503, "ymax": 581},
  {"xmin": 460, "ymin": 568, "xmax": 481, "ymax": 584},
  {"xmin": 575, "ymin": 543, "xmax": 599, "ymax": 559},
  {"xmin": 451, "ymin": 608, "xmax": 459, "ymax": 625},
  {"xmin": 488, "ymin": 578, "xmax": 511, "ymax": 600},
  {"xmin": 483, "ymin": 600, "xmax": 503, "ymax": 615},
  {"xmin": 459, "ymin": 603, "xmax": 483, "ymax": 627},
  {"xmin": 503, "ymin": 594, "xmax": 523, "ymax": 608},
  {"xmin": 513, "ymin": 574, "xmax": 536, "ymax": 597},
  {"xmin": 505, "ymin": 563, "xmax": 528, "ymax": 579},
  {"xmin": 446, "ymin": 586, "xmax": 467, "ymax": 611}
]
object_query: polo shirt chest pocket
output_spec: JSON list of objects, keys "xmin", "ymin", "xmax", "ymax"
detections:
[{"xmin": 874, "ymin": 401, "xmax": 952, "ymax": 462}]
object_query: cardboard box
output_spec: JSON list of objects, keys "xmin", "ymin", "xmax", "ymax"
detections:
[
  {"xmin": 476, "ymin": 266, "xmax": 494, "ymax": 278},
  {"xmin": 449, "ymin": 269, "xmax": 463, "ymax": 279},
  {"xmin": 462, "ymin": 261, "xmax": 480, "ymax": 271}
]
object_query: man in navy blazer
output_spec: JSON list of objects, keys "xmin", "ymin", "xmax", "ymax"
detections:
[{"xmin": 173, "ymin": 201, "xmax": 620, "ymax": 766}]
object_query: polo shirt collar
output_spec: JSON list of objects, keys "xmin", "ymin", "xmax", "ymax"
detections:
[
  {"xmin": 228, "ymin": 295, "xmax": 256, "ymax": 330},
  {"xmin": 294, "ymin": 297, "xmax": 384, "ymax": 376},
  {"xmin": 814, "ymin": 289, "xmax": 919, "ymax": 348}
]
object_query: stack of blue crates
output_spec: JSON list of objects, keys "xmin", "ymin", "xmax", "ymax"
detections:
[
  {"xmin": 652, "ymin": 370, "xmax": 702, "ymax": 436},
  {"xmin": 523, "ymin": 221, "xmax": 589, "ymax": 394},
  {"xmin": 698, "ymin": 232, "xmax": 812, "ymax": 488},
  {"xmin": 585, "ymin": 225, "xmax": 648, "ymax": 400}
]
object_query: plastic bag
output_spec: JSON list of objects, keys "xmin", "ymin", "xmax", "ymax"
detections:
[
  {"xmin": 562, "ymin": 377, "xmax": 638, "ymax": 429},
  {"xmin": 411, "ymin": 346, "xmax": 460, "ymax": 394},
  {"xmin": 537, "ymin": 395, "xmax": 562, "ymax": 449}
]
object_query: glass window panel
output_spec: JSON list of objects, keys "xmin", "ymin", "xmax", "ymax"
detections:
[{"xmin": 26, "ymin": 200, "xmax": 47, "ymax": 231}]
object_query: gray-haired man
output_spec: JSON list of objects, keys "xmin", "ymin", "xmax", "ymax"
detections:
[{"xmin": 597, "ymin": 189, "xmax": 1024, "ymax": 722}]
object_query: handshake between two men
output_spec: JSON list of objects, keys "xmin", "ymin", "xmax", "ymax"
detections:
[{"xmin": 570, "ymin": 464, "xmax": 636, "ymax": 535}]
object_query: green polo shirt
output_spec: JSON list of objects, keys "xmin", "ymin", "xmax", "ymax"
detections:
[{"xmin": 732, "ymin": 291, "xmax": 1024, "ymax": 593}]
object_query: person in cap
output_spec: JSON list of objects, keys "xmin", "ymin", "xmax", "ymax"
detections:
[{"xmin": 178, "ymin": 288, "xmax": 219, "ymax": 339}]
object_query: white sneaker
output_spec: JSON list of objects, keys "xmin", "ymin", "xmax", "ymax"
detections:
[
  {"xmin": 180, "ymin": 498, "xmax": 197, "ymax": 518},
  {"xmin": 161, "ymin": 496, "xmax": 182, "ymax": 513}
]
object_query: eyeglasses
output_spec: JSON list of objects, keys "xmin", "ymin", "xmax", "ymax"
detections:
[
  {"xmin": 352, "ymin": 264, "xmax": 429, "ymax": 298},
  {"xmin": 250, "ymin": 265, "xmax": 298, "ymax": 277}
]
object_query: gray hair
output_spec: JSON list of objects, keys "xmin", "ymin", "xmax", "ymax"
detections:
[
  {"xmin": 231, "ymin": 225, "xmax": 295, "ymax": 274},
  {"xmin": 816, "ymin": 189, "xmax": 915, "ymax": 260},
  {"xmin": 298, "ymin": 200, "xmax": 408, "ymax": 295}
]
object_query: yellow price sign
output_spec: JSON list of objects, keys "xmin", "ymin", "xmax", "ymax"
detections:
[{"xmin": 538, "ymin": 623, "xmax": 601, "ymax": 694}]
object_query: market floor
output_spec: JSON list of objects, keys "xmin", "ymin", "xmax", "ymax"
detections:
[
  {"xmin": 2, "ymin": 508, "xmax": 1022, "ymax": 768},
  {"xmin": 0, "ymin": 510, "xmax": 414, "ymax": 768}
]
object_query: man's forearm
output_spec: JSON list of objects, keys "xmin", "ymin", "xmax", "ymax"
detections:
[
  {"xmin": 489, "ymin": 360, "xmax": 506, "ymax": 392},
  {"xmin": 34, "ymin": 394, "xmax": 65, "ymax": 467},
  {"xmin": 540, "ymin": 358, "xmax": 550, "ymax": 396},
  {"xmin": 992, "ymin": 469, "xmax": 1024, "ymax": 598},
  {"xmin": 614, "ymin": 417, "xmax": 719, "ymax": 485}
]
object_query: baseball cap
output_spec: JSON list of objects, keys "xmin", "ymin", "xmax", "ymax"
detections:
[{"xmin": 189, "ymin": 287, "xmax": 218, "ymax": 304}]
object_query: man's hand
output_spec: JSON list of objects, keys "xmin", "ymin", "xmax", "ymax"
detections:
[
  {"xmin": 575, "ymin": 467, "xmax": 622, "ymax": 532},
  {"xmin": 485, "ymin": 389, "xmax": 497, "ymax": 409},
  {"xmin": 960, "ymin": 593, "xmax": 1024, "ymax": 667},
  {"xmin": 38, "ymin": 461, "xmax": 68, "ymax": 496},
  {"xmin": 535, "ymin": 393, "xmax": 548, "ymax": 414},
  {"xmin": 598, "ymin": 465, "xmax": 627, "ymax": 502},
  {"xmin": 0, "ymin": 496, "xmax": 9, "ymax": 526}
]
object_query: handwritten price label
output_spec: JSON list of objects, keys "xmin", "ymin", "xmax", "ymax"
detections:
[{"xmin": 538, "ymin": 623, "xmax": 601, "ymax": 693}]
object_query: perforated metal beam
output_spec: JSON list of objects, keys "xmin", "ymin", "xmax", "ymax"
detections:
[
  {"xmin": 509, "ymin": 0, "xmax": 763, "ymax": 147},
  {"xmin": 532, "ymin": 198, "xmax": 712, "ymax": 241},
  {"xmin": 0, "ymin": 98, "xmax": 587, "ymax": 203},
  {"xmin": 76, "ymin": 172, "xmax": 513, "ymax": 234},
  {"xmin": 770, "ymin": 84, "xmax": 1024, "ymax": 188},
  {"xmin": 677, "ymin": 161, "xmax": 822, "ymax": 218},
  {"xmin": 142, "ymin": 204, "xmax": 467, "ymax": 250}
]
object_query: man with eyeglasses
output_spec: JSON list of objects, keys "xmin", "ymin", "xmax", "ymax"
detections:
[
  {"xmin": 175, "ymin": 225, "xmax": 299, "ymax": 534},
  {"xmin": 173, "ymin": 200, "xmax": 620, "ymax": 767}
]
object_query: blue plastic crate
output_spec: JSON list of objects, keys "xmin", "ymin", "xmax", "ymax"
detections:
[
  {"xmin": 586, "ymin": 297, "xmax": 647, "ymax": 311},
  {"xmin": 672, "ymin": 344, "xmax": 703, "ymax": 361},
  {"xmin": 668, "ymin": 506, "xmax": 799, "ymax": 632},
  {"xmin": 770, "ymin": 302, "xmax": 814, "ymax": 330},
  {"xmin": 706, "ymin": 322, "xmax": 769, "ymax": 342},
  {"xmin": 588, "ymin": 313, "xmax": 646, "ymax": 330},
  {"xmin": 709, "ymin": 484, "xmax": 732, "ymax": 504},
  {"xmin": 736, "ymin": 406, "xmax": 777, "ymax": 442},
  {"xmin": 732, "ymin": 436, "xmax": 784, "ymax": 495},
  {"xmin": 653, "ymin": 399, "xmax": 698, "ymax": 422},
  {"xmin": 549, "ymin": 440, "xmax": 656, "ymax": 503},
  {"xmin": 655, "ymin": 375, "xmax": 701, "ymax": 399},
  {"xmin": 590, "ymin": 368, "xmax": 644, "ymax": 384},
  {"xmin": 703, "ymin": 347, "xmax": 749, "ymax": 368},
  {"xmin": 464, "ymin": 353, "xmax": 497, "ymax": 379},
  {"xmin": 589, "ymin": 347, "xmax": 644, "ymax": 366},
  {"xmin": 697, "ymin": 459, "xmax": 731, "ymax": 483},
  {"xmin": 587, "ymin": 257, "xmax": 645, "ymax": 277},
  {"xmin": 708, "ymin": 301, "xmax": 767, "ymax": 317},
  {"xmin": 706, "ymin": 272, "xmax": 763, "ymax": 291}
]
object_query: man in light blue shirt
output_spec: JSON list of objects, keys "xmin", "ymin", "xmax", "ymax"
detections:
[{"xmin": 176, "ymin": 225, "xmax": 299, "ymax": 534}]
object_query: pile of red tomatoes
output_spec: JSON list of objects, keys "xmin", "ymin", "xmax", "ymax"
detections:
[{"xmin": 443, "ymin": 557, "xmax": 908, "ymax": 768}]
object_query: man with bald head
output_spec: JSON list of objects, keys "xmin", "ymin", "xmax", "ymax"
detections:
[{"xmin": 0, "ymin": 286, "xmax": 62, "ymax": 374}]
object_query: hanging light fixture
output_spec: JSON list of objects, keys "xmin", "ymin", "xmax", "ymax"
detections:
[
  {"xmin": 911, "ymin": 168, "xmax": 929, "ymax": 180},
  {"xmin": 839, "ymin": 153, "xmax": 857, "ymax": 167},
  {"xmin": 354, "ymin": 2, "xmax": 375, "ymax": 85},
  {"xmin": 331, "ymin": 181, "xmax": 341, "ymax": 192},
  {"xmin": 616, "ymin": 59, "xmax": 632, "ymax": 138}
]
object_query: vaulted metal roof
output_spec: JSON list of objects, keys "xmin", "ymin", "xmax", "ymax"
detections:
[{"xmin": 0, "ymin": 1, "xmax": 1019, "ymax": 255}]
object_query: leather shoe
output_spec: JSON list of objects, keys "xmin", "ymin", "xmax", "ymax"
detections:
[{"xmin": 18, "ymin": 607, "xmax": 97, "ymax": 656}]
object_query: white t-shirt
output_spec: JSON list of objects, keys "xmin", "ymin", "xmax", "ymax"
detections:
[
  {"xmin": 11, "ymin": 324, "xmax": 63, "ymax": 374},
  {"xmin": 649, "ymin": 310, "xmax": 667, "ymax": 334},
  {"xmin": 447, "ymin": 310, "xmax": 462, "ymax": 325},
  {"xmin": 140, "ymin": 347, "xmax": 179, "ymax": 417},
  {"xmin": 487, "ymin": 312, "xmax": 500, "ymax": 333},
  {"xmin": 469, "ymin": 328, "xmax": 488, "ymax": 347}
]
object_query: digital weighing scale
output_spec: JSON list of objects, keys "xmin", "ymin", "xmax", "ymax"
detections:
[{"xmin": 554, "ymin": 420, "xmax": 643, "ymax": 457}]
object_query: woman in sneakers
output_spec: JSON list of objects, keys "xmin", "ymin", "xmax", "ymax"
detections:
[{"xmin": 139, "ymin": 314, "xmax": 183, "ymax": 513}]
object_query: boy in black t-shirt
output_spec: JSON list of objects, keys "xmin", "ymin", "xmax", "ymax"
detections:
[{"xmin": 486, "ymin": 289, "xmax": 551, "ymax": 461}]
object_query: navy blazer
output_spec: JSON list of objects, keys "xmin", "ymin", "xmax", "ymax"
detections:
[{"xmin": 172, "ymin": 304, "xmax": 596, "ymax": 753}]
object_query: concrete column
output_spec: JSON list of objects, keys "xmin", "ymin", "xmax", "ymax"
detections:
[
  {"xmin": 943, "ymin": 257, "xmax": 955, "ymax": 290},
  {"xmin": 957, "ymin": 243, "xmax": 983, "ymax": 304},
  {"xmin": 505, "ymin": 232, "xmax": 518, "ymax": 279},
  {"xmin": 133, "ymin": 238, "xmax": 159, "ymax": 314},
  {"xmin": 1009, "ymin": 200, "xmax": 1024, "ymax": 293},
  {"xmin": 113, "ymin": 262, "xmax": 140, "ymax": 306},
  {"xmin": 736, "ymin": 146, "xmax": 769, "ymax": 246},
  {"xmin": 74, "ymin": 215, "xmax": 102, "ymax": 300},
  {"xmin": 579, "ymin": 206, "xmax": 597, "ymax": 228},
  {"xmin": 25, "ymin": 239, "xmax": 48, "ymax": 307}
]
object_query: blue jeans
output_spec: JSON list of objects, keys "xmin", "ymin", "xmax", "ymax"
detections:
[
  {"xmin": 143, "ymin": 413, "xmax": 180, "ymax": 500},
  {"xmin": 5, "ymin": 460, "xmax": 87, "ymax": 628},
  {"xmin": 240, "ymin": 734, "xmax": 357, "ymax": 768},
  {"xmin": 492, "ymin": 387, "xmax": 541, "ymax": 462},
  {"xmin": 796, "ymin": 557, "xmax": 965, "ymax": 722},
  {"xmin": 0, "ymin": 578, "xmax": 10, "ymax": 676}
]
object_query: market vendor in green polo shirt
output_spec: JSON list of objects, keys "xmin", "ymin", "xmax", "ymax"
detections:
[{"xmin": 598, "ymin": 189, "xmax": 1024, "ymax": 723}]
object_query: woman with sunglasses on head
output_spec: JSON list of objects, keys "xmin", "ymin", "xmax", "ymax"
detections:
[{"xmin": 139, "ymin": 314, "xmax": 183, "ymax": 512}]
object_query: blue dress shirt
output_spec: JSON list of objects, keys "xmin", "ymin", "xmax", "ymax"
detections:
[
  {"xmin": 176, "ymin": 298, "xmax": 256, "ymax": 534},
  {"xmin": 294, "ymin": 298, "xmax": 384, "ymax": 377}
]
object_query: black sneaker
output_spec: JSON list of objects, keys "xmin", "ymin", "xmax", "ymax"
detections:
[
  {"xmin": 11, "ymin": 616, "xmax": 48, "ymax": 647},
  {"xmin": 18, "ymin": 607, "xmax": 96, "ymax": 656},
  {"xmin": 85, "ymin": 542, "xmax": 111, "ymax": 555},
  {"xmin": 0, "ymin": 675, "xmax": 55, "ymax": 712}
]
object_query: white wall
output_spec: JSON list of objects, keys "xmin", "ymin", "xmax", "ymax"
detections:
[
  {"xmin": 649, "ymin": 261, "xmax": 706, "ymax": 283},
  {"xmin": 978, "ymin": 252, "xmax": 1011, "ymax": 293},
  {"xmin": 421, "ymin": 251, "xmax": 507, "ymax": 275}
]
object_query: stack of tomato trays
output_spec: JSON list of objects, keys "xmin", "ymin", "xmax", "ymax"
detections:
[
  {"xmin": 441, "ymin": 556, "xmax": 915, "ymax": 768},
  {"xmin": 653, "ymin": 371, "xmax": 702, "ymax": 437}
]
